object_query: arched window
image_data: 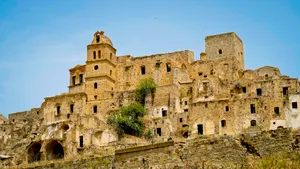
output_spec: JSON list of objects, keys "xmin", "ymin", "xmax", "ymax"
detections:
[
  {"xmin": 96, "ymin": 34, "xmax": 100, "ymax": 43},
  {"xmin": 98, "ymin": 50, "xmax": 101, "ymax": 58},
  {"xmin": 251, "ymin": 120, "xmax": 257, "ymax": 127},
  {"xmin": 110, "ymin": 53, "xmax": 112, "ymax": 60},
  {"xmin": 110, "ymin": 70, "xmax": 112, "ymax": 76},
  {"xmin": 94, "ymin": 82, "xmax": 98, "ymax": 89},
  {"xmin": 166, "ymin": 63, "xmax": 171, "ymax": 72},
  {"xmin": 93, "ymin": 106, "xmax": 97, "ymax": 113},
  {"xmin": 93, "ymin": 51, "xmax": 96, "ymax": 59}
]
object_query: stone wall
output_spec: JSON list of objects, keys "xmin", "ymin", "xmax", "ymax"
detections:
[
  {"xmin": 240, "ymin": 128, "xmax": 293, "ymax": 157},
  {"xmin": 5, "ymin": 128, "xmax": 296, "ymax": 169}
]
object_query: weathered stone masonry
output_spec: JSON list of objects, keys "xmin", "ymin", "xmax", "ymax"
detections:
[{"xmin": 1, "ymin": 30, "xmax": 300, "ymax": 167}]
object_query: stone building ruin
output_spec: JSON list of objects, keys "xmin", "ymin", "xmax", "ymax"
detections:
[{"xmin": 1, "ymin": 30, "xmax": 300, "ymax": 166}]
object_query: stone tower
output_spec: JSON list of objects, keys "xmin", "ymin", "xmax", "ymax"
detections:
[
  {"xmin": 205, "ymin": 32, "xmax": 244, "ymax": 70},
  {"xmin": 85, "ymin": 31, "xmax": 117, "ymax": 114}
]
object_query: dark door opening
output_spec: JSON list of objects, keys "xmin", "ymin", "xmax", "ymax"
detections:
[
  {"xmin": 162, "ymin": 110, "xmax": 167, "ymax": 117},
  {"xmin": 197, "ymin": 124, "xmax": 203, "ymax": 135},
  {"xmin": 157, "ymin": 128, "xmax": 161, "ymax": 136},
  {"xmin": 27, "ymin": 142, "xmax": 42, "ymax": 163},
  {"xmin": 46, "ymin": 140, "xmax": 64, "ymax": 160}
]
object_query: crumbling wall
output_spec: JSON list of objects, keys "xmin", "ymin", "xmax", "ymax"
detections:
[
  {"xmin": 115, "ymin": 50, "xmax": 194, "ymax": 91},
  {"xmin": 68, "ymin": 64, "xmax": 86, "ymax": 94},
  {"xmin": 2, "ymin": 128, "xmax": 297, "ymax": 169},
  {"xmin": 240, "ymin": 128, "xmax": 293, "ymax": 157}
]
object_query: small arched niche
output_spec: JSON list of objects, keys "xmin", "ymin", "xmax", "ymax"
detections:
[{"xmin": 61, "ymin": 124, "xmax": 70, "ymax": 132}]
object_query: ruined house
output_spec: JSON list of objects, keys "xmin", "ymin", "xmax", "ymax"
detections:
[{"xmin": 0, "ymin": 31, "xmax": 300, "ymax": 166}]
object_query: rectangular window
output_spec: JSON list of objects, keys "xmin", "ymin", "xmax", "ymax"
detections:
[
  {"xmin": 256, "ymin": 88, "xmax": 262, "ymax": 96},
  {"xmin": 274, "ymin": 107, "xmax": 280, "ymax": 115},
  {"xmin": 72, "ymin": 76, "xmax": 76, "ymax": 85},
  {"xmin": 67, "ymin": 114, "xmax": 70, "ymax": 119},
  {"xmin": 79, "ymin": 136, "xmax": 83, "ymax": 148},
  {"xmin": 242, "ymin": 87, "xmax": 247, "ymax": 93},
  {"xmin": 226, "ymin": 106, "xmax": 229, "ymax": 112},
  {"xmin": 179, "ymin": 118, "xmax": 183, "ymax": 123},
  {"xmin": 197, "ymin": 124, "xmax": 203, "ymax": 135},
  {"xmin": 221, "ymin": 120, "xmax": 226, "ymax": 127},
  {"xmin": 185, "ymin": 101, "xmax": 188, "ymax": 105},
  {"xmin": 283, "ymin": 87, "xmax": 288, "ymax": 96},
  {"xmin": 292, "ymin": 102, "xmax": 298, "ymax": 109},
  {"xmin": 93, "ymin": 106, "xmax": 97, "ymax": 113},
  {"xmin": 70, "ymin": 104, "xmax": 74, "ymax": 113},
  {"xmin": 250, "ymin": 104, "xmax": 256, "ymax": 113},
  {"xmin": 141, "ymin": 66, "xmax": 146, "ymax": 75},
  {"xmin": 184, "ymin": 109, "xmax": 188, "ymax": 112},
  {"xmin": 162, "ymin": 110, "xmax": 167, "ymax": 117},
  {"xmin": 79, "ymin": 74, "xmax": 83, "ymax": 83},
  {"xmin": 157, "ymin": 128, "xmax": 162, "ymax": 136}
]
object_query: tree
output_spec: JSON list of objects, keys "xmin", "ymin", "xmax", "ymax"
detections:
[
  {"xmin": 134, "ymin": 78, "xmax": 156, "ymax": 106},
  {"xmin": 107, "ymin": 102, "xmax": 146, "ymax": 137}
]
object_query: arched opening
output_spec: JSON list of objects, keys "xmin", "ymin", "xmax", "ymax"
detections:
[
  {"xmin": 166, "ymin": 63, "xmax": 171, "ymax": 72},
  {"xmin": 110, "ymin": 53, "xmax": 112, "ymax": 60},
  {"xmin": 46, "ymin": 140, "xmax": 64, "ymax": 160},
  {"xmin": 61, "ymin": 124, "xmax": 70, "ymax": 132},
  {"xmin": 251, "ymin": 120, "xmax": 257, "ymax": 127},
  {"xmin": 141, "ymin": 66, "xmax": 146, "ymax": 75},
  {"xmin": 27, "ymin": 142, "xmax": 41, "ymax": 163},
  {"xmin": 218, "ymin": 49, "xmax": 222, "ymax": 54},
  {"xmin": 183, "ymin": 131, "xmax": 188, "ymax": 138},
  {"xmin": 93, "ymin": 51, "xmax": 96, "ymax": 59},
  {"xmin": 98, "ymin": 50, "xmax": 101, "ymax": 58},
  {"xmin": 96, "ymin": 34, "xmax": 100, "ymax": 43}
]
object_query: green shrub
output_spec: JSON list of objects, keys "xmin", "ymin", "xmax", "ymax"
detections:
[
  {"xmin": 134, "ymin": 78, "xmax": 156, "ymax": 105},
  {"xmin": 144, "ymin": 129, "xmax": 153, "ymax": 140},
  {"xmin": 107, "ymin": 102, "xmax": 146, "ymax": 137}
]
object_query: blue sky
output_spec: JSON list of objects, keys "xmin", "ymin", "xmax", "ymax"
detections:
[{"xmin": 0, "ymin": 0, "xmax": 299, "ymax": 117}]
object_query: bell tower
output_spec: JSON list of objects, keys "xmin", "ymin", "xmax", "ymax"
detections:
[{"xmin": 85, "ymin": 31, "xmax": 116, "ymax": 103}]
